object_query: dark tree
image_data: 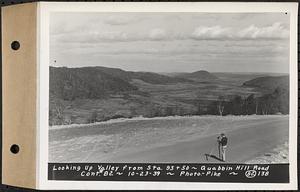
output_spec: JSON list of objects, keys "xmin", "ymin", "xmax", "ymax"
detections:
[{"xmin": 89, "ymin": 110, "xmax": 98, "ymax": 123}]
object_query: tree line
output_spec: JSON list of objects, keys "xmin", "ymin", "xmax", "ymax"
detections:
[
  {"xmin": 49, "ymin": 86, "xmax": 289, "ymax": 125},
  {"xmin": 205, "ymin": 86, "xmax": 289, "ymax": 116}
]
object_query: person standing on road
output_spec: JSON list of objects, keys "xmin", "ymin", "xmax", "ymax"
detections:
[{"xmin": 217, "ymin": 133, "xmax": 228, "ymax": 161}]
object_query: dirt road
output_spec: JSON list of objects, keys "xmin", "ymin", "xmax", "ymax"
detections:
[{"xmin": 101, "ymin": 117, "xmax": 289, "ymax": 163}]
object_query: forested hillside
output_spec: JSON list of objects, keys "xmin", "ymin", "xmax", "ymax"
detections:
[
  {"xmin": 49, "ymin": 66, "xmax": 289, "ymax": 125},
  {"xmin": 206, "ymin": 76, "xmax": 289, "ymax": 115},
  {"xmin": 243, "ymin": 76, "xmax": 289, "ymax": 92}
]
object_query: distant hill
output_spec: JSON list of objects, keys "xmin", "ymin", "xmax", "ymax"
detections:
[
  {"xmin": 174, "ymin": 70, "xmax": 218, "ymax": 81},
  {"xmin": 242, "ymin": 76, "xmax": 289, "ymax": 91},
  {"xmin": 87, "ymin": 66, "xmax": 132, "ymax": 81},
  {"xmin": 76, "ymin": 66, "xmax": 191, "ymax": 84},
  {"xmin": 49, "ymin": 67, "xmax": 290, "ymax": 125},
  {"xmin": 50, "ymin": 67, "xmax": 138, "ymax": 100},
  {"xmin": 130, "ymin": 72, "xmax": 192, "ymax": 84},
  {"xmin": 50, "ymin": 66, "xmax": 192, "ymax": 100}
]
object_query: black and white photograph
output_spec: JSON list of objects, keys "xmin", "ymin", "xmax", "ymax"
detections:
[{"xmin": 48, "ymin": 11, "xmax": 291, "ymax": 165}]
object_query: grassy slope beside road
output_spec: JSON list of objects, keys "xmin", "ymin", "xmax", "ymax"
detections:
[{"xmin": 49, "ymin": 115, "xmax": 288, "ymax": 163}]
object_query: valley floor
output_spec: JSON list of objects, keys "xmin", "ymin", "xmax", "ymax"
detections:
[{"xmin": 49, "ymin": 115, "xmax": 289, "ymax": 163}]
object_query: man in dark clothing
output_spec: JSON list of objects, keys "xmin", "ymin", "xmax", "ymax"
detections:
[{"xmin": 217, "ymin": 133, "xmax": 228, "ymax": 161}]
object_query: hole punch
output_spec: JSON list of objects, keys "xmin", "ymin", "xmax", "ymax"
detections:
[
  {"xmin": 10, "ymin": 144, "xmax": 20, "ymax": 154},
  {"xmin": 11, "ymin": 41, "xmax": 20, "ymax": 50}
]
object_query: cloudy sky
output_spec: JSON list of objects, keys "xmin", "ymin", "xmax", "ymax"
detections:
[{"xmin": 50, "ymin": 12, "xmax": 289, "ymax": 73}]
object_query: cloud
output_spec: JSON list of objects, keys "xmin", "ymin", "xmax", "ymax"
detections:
[
  {"xmin": 53, "ymin": 22, "xmax": 289, "ymax": 44},
  {"xmin": 55, "ymin": 28, "xmax": 174, "ymax": 43},
  {"xmin": 54, "ymin": 31, "xmax": 131, "ymax": 43},
  {"xmin": 190, "ymin": 22, "xmax": 289, "ymax": 40},
  {"xmin": 103, "ymin": 15, "xmax": 140, "ymax": 25},
  {"xmin": 238, "ymin": 22, "xmax": 289, "ymax": 39},
  {"xmin": 191, "ymin": 26, "xmax": 232, "ymax": 40},
  {"xmin": 92, "ymin": 31, "xmax": 129, "ymax": 41},
  {"xmin": 149, "ymin": 28, "xmax": 168, "ymax": 40}
]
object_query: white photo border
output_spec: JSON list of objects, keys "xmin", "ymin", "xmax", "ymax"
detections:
[{"xmin": 37, "ymin": 2, "xmax": 298, "ymax": 190}]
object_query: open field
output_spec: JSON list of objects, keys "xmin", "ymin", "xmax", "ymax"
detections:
[
  {"xmin": 49, "ymin": 115, "xmax": 288, "ymax": 163},
  {"xmin": 51, "ymin": 73, "xmax": 264, "ymax": 125}
]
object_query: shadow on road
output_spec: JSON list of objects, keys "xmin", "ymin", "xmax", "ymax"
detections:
[{"xmin": 204, "ymin": 153, "xmax": 224, "ymax": 162}]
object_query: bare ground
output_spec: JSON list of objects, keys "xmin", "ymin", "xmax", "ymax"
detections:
[{"xmin": 49, "ymin": 115, "xmax": 289, "ymax": 163}]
